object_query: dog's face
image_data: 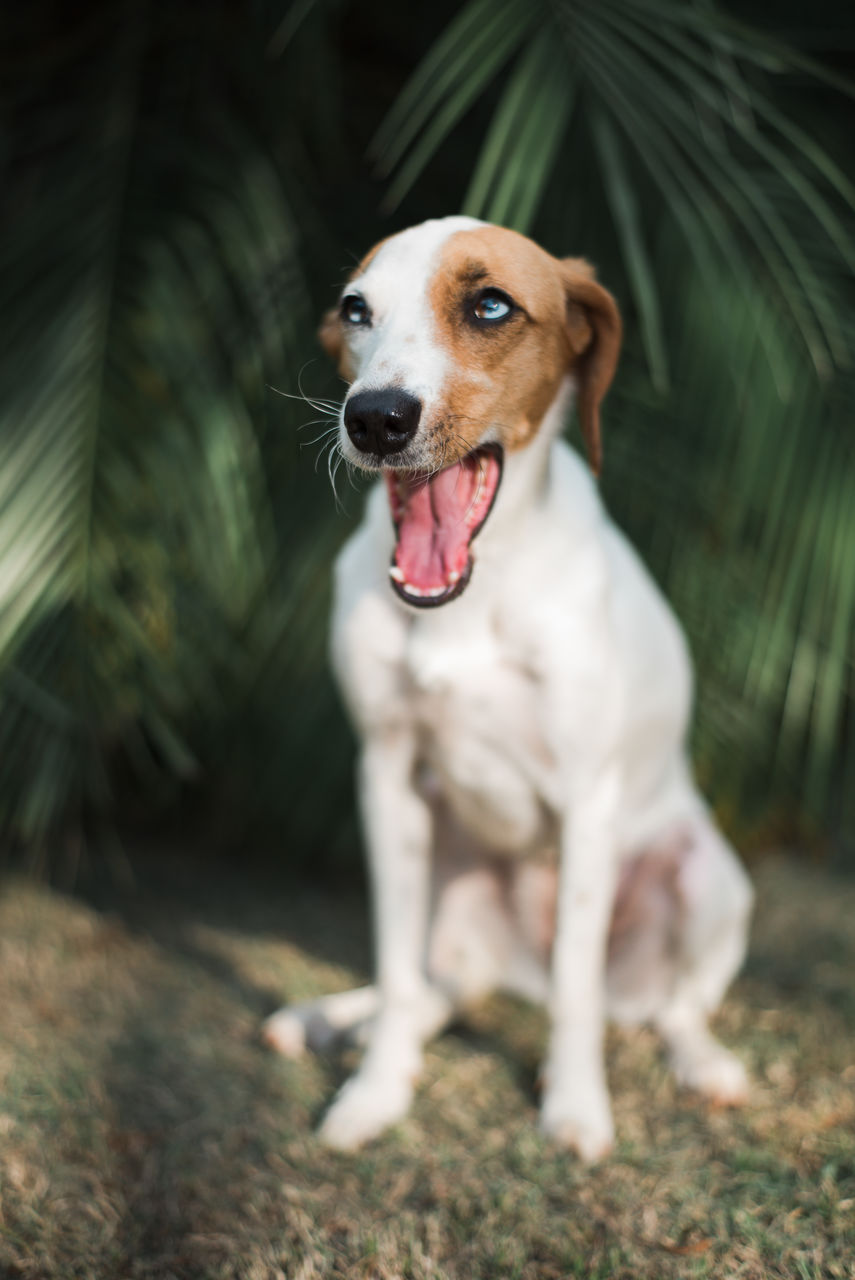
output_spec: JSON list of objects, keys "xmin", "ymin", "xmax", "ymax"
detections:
[{"xmin": 321, "ymin": 217, "xmax": 621, "ymax": 607}]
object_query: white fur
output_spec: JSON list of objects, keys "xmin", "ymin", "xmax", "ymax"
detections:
[{"xmin": 265, "ymin": 218, "xmax": 753, "ymax": 1161}]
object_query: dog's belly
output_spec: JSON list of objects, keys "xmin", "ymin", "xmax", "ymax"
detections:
[{"xmin": 413, "ymin": 678, "xmax": 557, "ymax": 855}]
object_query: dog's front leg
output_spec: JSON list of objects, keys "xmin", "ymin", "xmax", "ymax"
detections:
[
  {"xmin": 319, "ymin": 728, "xmax": 448, "ymax": 1150},
  {"xmin": 540, "ymin": 764, "xmax": 621, "ymax": 1162}
]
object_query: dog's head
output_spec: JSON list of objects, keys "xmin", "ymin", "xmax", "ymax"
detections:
[{"xmin": 320, "ymin": 217, "xmax": 621, "ymax": 607}]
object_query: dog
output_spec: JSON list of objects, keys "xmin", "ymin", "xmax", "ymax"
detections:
[{"xmin": 264, "ymin": 216, "xmax": 753, "ymax": 1161}]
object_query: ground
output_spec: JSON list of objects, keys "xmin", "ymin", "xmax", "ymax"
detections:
[{"xmin": 0, "ymin": 849, "xmax": 853, "ymax": 1280}]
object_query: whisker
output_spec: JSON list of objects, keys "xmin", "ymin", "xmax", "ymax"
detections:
[
  {"xmin": 317, "ymin": 434, "xmax": 339, "ymax": 478},
  {"xmin": 327, "ymin": 442, "xmax": 343, "ymax": 509},
  {"xmin": 306, "ymin": 419, "xmax": 338, "ymax": 434},
  {"xmin": 344, "ymin": 457, "xmax": 363, "ymax": 492},
  {"xmin": 297, "ymin": 363, "xmax": 344, "ymax": 416},
  {"xmin": 268, "ymin": 384, "xmax": 340, "ymax": 414},
  {"xmin": 332, "ymin": 451, "xmax": 353, "ymax": 514},
  {"xmin": 298, "ymin": 415, "xmax": 338, "ymax": 432},
  {"xmin": 267, "ymin": 363, "xmax": 344, "ymax": 419},
  {"xmin": 301, "ymin": 423, "xmax": 340, "ymax": 449}
]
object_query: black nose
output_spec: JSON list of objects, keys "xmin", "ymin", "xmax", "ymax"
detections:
[{"xmin": 344, "ymin": 389, "xmax": 422, "ymax": 457}]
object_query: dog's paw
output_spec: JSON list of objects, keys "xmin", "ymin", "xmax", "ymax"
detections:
[
  {"xmin": 675, "ymin": 1044, "xmax": 750, "ymax": 1106},
  {"xmin": 539, "ymin": 1088, "xmax": 615, "ymax": 1163},
  {"xmin": 261, "ymin": 1008, "xmax": 306, "ymax": 1059},
  {"xmin": 317, "ymin": 1073, "xmax": 413, "ymax": 1151}
]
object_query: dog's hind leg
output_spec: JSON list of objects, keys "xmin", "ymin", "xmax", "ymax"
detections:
[
  {"xmin": 263, "ymin": 986, "xmax": 380, "ymax": 1059},
  {"xmin": 654, "ymin": 815, "xmax": 753, "ymax": 1103}
]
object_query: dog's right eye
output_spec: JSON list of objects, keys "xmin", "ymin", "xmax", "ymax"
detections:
[{"xmin": 340, "ymin": 294, "xmax": 371, "ymax": 326}]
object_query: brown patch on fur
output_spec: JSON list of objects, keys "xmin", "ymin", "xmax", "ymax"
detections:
[
  {"xmin": 428, "ymin": 228, "xmax": 572, "ymax": 458},
  {"xmin": 427, "ymin": 226, "xmax": 621, "ymax": 472}
]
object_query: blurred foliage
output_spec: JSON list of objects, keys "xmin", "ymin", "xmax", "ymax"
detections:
[
  {"xmin": 0, "ymin": 0, "xmax": 356, "ymax": 865},
  {"xmin": 0, "ymin": 0, "xmax": 853, "ymax": 869}
]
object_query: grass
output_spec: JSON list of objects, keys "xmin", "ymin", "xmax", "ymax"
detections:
[{"xmin": 0, "ymin": 848, "xmax": 853, "ymax": 1279}]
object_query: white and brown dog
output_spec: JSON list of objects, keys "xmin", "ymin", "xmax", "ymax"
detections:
[{"xmin": 264, "ymin": 217, "xmax": 753, "ymax": 1161}]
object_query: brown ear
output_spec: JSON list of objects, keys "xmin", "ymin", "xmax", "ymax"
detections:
[
  {"xmin": 318, "ymin": 307, "xmax": 343, "ymax": 364},
  {"xmin": 562, "ymin": 258, "xmax": 622, "ymax": 476}
]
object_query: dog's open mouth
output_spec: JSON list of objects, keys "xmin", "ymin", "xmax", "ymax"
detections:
[{"xmin": 385, "ymin": 445, "xmax": 503, "ymax": 607}]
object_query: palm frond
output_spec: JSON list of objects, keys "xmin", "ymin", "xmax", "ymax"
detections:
[
  {"xmin": 589, "ymin": 108, "xmax": 668, "ymax": 391},
  {"xmin": 462, "ymin": 29, "xmax": 575, "ymax": 232}
]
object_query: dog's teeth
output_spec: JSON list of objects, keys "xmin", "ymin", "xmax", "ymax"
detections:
[
  {"xmin": 395, "ymin": 579, "xmax": 450, "ymax": 599},
  {"xmin": 391, "ymin": 572, "xmax": 461, "ymax": 599}
]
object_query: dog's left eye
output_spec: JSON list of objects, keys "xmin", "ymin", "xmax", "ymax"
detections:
[
  {"xmin": 472, "ymin": 289, "xmax": 514, "ymax": 323},
  {"xmin": 341, "ymin": 294, "xmax": 371, "ymax": 326}
]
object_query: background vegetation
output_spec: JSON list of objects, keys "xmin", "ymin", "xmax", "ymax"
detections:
[{"xmin": 1, "ymin": 0, "xmax": 854, "ymax": 871}]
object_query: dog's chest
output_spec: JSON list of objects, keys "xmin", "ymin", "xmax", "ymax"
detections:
[{"xmin": 403, "ymin": 612, "xmax": 557, "ymax": 853}]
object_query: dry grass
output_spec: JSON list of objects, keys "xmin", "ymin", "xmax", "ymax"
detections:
[{"xmin": 0, "ymin": 849, "xmax": 853, "ymax": 1279}]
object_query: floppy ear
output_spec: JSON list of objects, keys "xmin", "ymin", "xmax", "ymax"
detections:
[
  {"xmin": 561, "ymin": 258, "xmax": 622, "ymax": 476},
  {"xmin": 318, "ymin": 307, "xmax": 343, "ymax": 364}
]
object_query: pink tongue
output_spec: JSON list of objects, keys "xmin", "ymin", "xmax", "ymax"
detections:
[{"xmin": 392, "ymin": 454, "xmax": 497, "ymax": 591}]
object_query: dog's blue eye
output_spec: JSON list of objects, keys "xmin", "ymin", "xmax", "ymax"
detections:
[
  {"xmin": 341, "ymin": 294, "xmax": 370, "ymax": 326},
  {"xmin": 473, "ymin": 289, "xmax": 513, "ymax": 323}
]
